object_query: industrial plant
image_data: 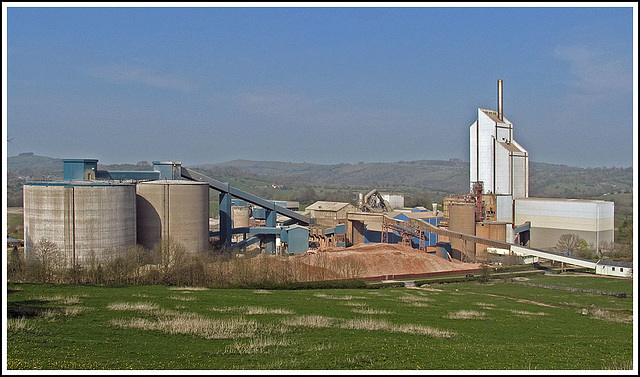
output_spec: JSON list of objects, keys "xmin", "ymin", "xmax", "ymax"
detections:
[{"xmin": 20, "ymin": 80, "xmax": 631, "ymax": 278}]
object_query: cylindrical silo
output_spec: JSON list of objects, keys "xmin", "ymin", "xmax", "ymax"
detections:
[
  {"xmin": 448, "ymin": 202, "xmax": 476, "ymax": 261},
  {"xmin": 136, "ymin": 180, "xmax": 209, "ymax": 253},
  {"xmin": 23, "ymin": 182, "xmax": 137, "ymax": 265}
]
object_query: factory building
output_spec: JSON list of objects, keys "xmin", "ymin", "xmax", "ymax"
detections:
[
  {"xmin": 470, "ymin": 79, "xmax": 529, "ymax": 198},
  {"xmin": 304, "ymin": 201, "xmax": 357, "ymax": 228},
  {"xmin": 514, "ymin": 198, "xmax": 614, "ymax": 251},
  {"xmin": 18, "ymin": 78, "xmax": 624, "ymax": 276},
  {"xmin": 461, "ymin": 80, "xmax": 616, "ymax": 258},
  {"xmin": 381, "ymin": 193, "xmax": 404, "ymax": 209}
]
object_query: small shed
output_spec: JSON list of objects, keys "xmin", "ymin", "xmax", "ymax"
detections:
[
  {"xmin": 281, "ymin": 225, "xmax": 309, "ymax": 255},
  {"xmin": 595, "ymin": 260, "xmax": 633, "ymax": 278}
]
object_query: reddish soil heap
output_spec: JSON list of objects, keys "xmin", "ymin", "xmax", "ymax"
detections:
[{"xmin": 292, "ymin": 243, "xmax": 480, "ymax": 279}]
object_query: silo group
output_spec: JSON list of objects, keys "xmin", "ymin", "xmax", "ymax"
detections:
[{"xmin": 23, "ymin": 173, "xmax": 210, "ymax": 266}]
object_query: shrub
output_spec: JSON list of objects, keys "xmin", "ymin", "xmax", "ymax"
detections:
[{"xmin": 478, "ymin": 264, "xmax": 491, "ymax": 283}]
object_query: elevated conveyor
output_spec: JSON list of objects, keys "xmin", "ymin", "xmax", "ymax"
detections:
[
  {"xmin": 385, "ymin": 216, "xmax": 602, "ymax": 271},
  {"xmin": 181, "ymin": 167, "xmax": 310, "ymax": 224},
  {"xmin": 181, "ymin": 167, "xmax": 309, "ymax": 251}
]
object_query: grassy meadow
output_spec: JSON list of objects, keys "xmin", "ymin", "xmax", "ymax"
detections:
[{"xmin": 5, "ymin": 274, "xmax": 634, "ymax": 371}]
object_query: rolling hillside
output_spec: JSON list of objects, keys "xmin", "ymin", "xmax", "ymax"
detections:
[{"xmin": 7, "ymin": 154, "xmax": 633, "ymax": 216}]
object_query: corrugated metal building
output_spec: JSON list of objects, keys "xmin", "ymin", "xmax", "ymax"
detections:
[
  {"xmin": 393, "ymin": 210, "xmax": 444, "ymax": 247},
  {"xmin": 514, "ymin": 198, "xmax": 615, "ymax": 251}
]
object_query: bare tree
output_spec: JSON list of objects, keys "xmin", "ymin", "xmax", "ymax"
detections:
[
  {"xmin": 331, "ymin": 255, "xmax": 365, "ymax": 279},
  {"xmin": 555, "ymin": 234, "xmax": 589, "ymax": 256},
  {"xmin": 29, "ymin": 238, "xmax": 64, "ymax": 282},
  {"xmin": 152, "ymin": 237, "xmax": 188, "ymax": 283}
]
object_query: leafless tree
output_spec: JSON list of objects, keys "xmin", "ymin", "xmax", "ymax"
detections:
[
  {"xmin": 555, "ymin": 234, "xmax": 589, "ymax": 256},
  {"xmin": 29, "ymin": 238, "xmax": 64, "ymax": 282}
]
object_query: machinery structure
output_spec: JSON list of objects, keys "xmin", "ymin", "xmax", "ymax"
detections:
[{"xmin": 359, "ymin": 189, "xmax": 393, "ymax": 213}]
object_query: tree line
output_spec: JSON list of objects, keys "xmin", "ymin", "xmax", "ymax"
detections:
[{"xmin": 7, "ymin": 238, "xmax": 367, "ymax": 288}]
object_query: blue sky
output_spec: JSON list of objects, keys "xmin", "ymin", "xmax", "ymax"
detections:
[{"xmin": 3, "ymin": 4, "xmax": 637, "ymax": 168}]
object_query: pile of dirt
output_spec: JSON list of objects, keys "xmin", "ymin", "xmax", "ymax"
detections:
[{"xmin": 293, "ymin": 243, "xmax": 480, "ymax": 279}]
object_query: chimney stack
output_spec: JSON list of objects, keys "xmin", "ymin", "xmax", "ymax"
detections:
[{"xmin": 497, "ymin": 79, "xmax": 503, "ymax": 121}]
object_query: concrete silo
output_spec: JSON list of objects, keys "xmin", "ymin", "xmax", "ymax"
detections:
[
  {"xmin": 448, "ymin": 202, "xmax": 477, "ymax": 261},
  {"xmin": 23, "ymin": 181, "xmax": 137, "ymax": 265},
  {"xmin": 136, "ymin": 180, "xmax": 209, "ymax": 253}
]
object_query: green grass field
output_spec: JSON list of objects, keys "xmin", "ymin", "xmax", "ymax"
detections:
[
  {"xmin": 6, "ymin": 274, "xmax": 634, "ymax": 371},
  {"xmin": 6, "ymin": 212, "xmax": 23, "ymax": 240}
]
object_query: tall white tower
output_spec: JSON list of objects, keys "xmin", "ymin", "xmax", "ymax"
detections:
[{"xmin": 470, "ymin": 79, "xmax": 529, "ymax": 198}]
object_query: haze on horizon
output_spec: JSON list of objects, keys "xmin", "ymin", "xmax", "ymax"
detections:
[{"xmin": 3, "ymin": 4, "xmax": 637, "ymax": 169}]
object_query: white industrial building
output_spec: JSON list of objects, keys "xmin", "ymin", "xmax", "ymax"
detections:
[
  {"xmin": 595, "ymin": 260, "xmax": 632, "ymax": 278},
  {"xmin": 468, "ymin": 80, "xmax": 616, "ymax": 254},
  {"xmin": 469, "ymin": 80, "xmax": 529, "ymax": 199},
  {"xmin": 381, "ymin": 193, "xmax": 404, "ymax": 209},
  {"xmin": 514, "ymin": 198, "xmax": 615, "ymax": 251}
]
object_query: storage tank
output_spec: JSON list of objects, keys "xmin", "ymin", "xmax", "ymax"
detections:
[
  {"xmin": 23, "ymin": 181, "xmax": 137, "ymax": 265},
  {"xmin": 475, "ymin": 221, "xmax": 508, "ymax": 261},
  {"xmin": 448, "ymin": 202, "xmax": 476, "ymax": 261},
  {"xmin": 136, "ymin": 180, "xmax": 209, "ymax": 253}
]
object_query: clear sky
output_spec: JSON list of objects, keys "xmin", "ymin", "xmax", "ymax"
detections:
[{"xmin": 3, "ymin": 3, "xmax": 637, "ymax": 168}]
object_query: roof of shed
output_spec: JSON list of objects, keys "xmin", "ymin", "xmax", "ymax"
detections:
[
  {"xmin": 596, "ymin": 260, "xmax": 633, "ymax": 268},
  {"xmin": 306, "ymin": 201, "xmax": 352, "ymax": 212}
]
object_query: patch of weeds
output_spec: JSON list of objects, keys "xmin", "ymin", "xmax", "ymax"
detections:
[
  {"xmin": 252, "ymin": 289, "xmax": 272, "ymax": 295},
  {"xmin": 351, "ymin": 308, "xmax": 394, "ymax": 315},
  {"xmin": 222, "ymin": 336, "xmax": 292, "ymax": 355},
  {"xmin": 107, "ymin": 302, "xmax": 159, "ymax": 311},
  {"xmin": 445, "ymin": 310, "xmax": 486, "ymax": 319},
  {"xmin": 7, "ymin": 318, "xmax": 40, "ymax": 334}
]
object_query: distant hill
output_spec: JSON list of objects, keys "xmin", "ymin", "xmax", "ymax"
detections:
[
  {"xmin": 7, "ymin": 154, "xmax": 633, "ymax": 210},
  {"xmin": 193, "ymin": 159, "xmax": 633, "ymax": 199},
  {"xmin": 194, "ymin": 159, "xmax": 471, "ymax": 193},
  {"xmin": 6, "ymin": 154, "xmax": 64, "ymax": 179}
]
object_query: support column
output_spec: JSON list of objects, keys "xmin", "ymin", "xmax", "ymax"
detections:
[
  {"xmin": 219, "ymin": 186, "xmax": 232, "ymax": 251},
  {"xmin": 265, "ymin": 207, "xmax": 277, "ymax": 254}
]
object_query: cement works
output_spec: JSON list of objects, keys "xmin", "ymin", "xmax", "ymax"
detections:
[{"xmin": 19, "ymin": 80, "xmax": 631, "ymax": 279}]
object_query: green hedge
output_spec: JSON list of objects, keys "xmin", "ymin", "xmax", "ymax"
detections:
[
  {"xmin": 414, "ymin": 270, "xmax": 547, "ymax": 286},
  {"xmin": 365, "ymin": 281, "xmax": 406, "ymax": 289}
]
